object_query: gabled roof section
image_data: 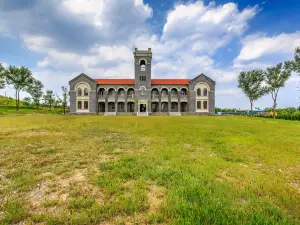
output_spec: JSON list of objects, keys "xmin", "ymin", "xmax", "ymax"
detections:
[
  {"xmin": 191, "ymin": 73, "xmax": 216, "ymax": 84},
  {"xmin": 151, "ymin": 79, "xmax": 190, "ymax": 85},
  {"xmin": 69, "ymin": 73, "xmax": 95, "ymax": 84},
  {"xmin": 95, "ymin": 79, "xmax": 135, "ymax": 85}
]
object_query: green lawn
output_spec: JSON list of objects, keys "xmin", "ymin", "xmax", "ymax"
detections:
[{"xmin": 0, "ymin": 116, "xmax": 299, "ymax": 224}]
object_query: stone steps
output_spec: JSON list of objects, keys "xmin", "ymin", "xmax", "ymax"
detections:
[
  {"xmin": 137, "ymin": 112, "xmax": 148, "ymax": 116},
  {"xmin": 169, "ymin": 112, "xmax": 182, "ymax": 116},
  {"xmin": 104, "ymin": 112, "xmax": 117, "ymax": 116}
]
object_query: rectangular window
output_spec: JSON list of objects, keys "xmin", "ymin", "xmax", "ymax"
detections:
[
  {"xmin": 203, "ymin": 101, "xmax": 208, "ymax": 109},
  {"xmin": 140, "ymin": 76, "xmax": 146, "ymax": 82},
  {"xmin": 84, "ymin": 101, "xmax": 89, "ymax": 110},
  {"xmin": 77, "ymin": 101, "xmax": 82, "ymax": 109},
  {"xmin": 197, "ymin": 101, "xmax": 201, "ymax": 110}
]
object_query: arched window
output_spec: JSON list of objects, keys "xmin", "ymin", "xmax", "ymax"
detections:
[
  {"xmin": 140, "ymin": 86, "xmax": 146, "ymax": 96},
  {"xmin": 203, "ymin": 88, "xmax": 208, "ymax": 96},
  {"xmin": 84, "ymin": 88, "xmax": 89, "ymax": 96},
  {"xmin": 77, "ymin": 88, "xmax": 82, "ymax": 96},
  {"xmin": 140, "ymin": 60, "xmax": 146, "ymax": 71},
  {"xmin": 162, "ymin": 88, "xmax": 168, "ymax": 96},
  {"xmin": 197, "ymin": 88, "xmax": 201, "ymax": 96}
]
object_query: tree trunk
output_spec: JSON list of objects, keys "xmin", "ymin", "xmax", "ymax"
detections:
[
  {"xmin": 250, "ymin": 100, "xmax": 253, "ymax": 116},
  {"xmin": 273, "ymin": 97, "xmax": 277, "ymax": 119},
  {"xmin": 17, "ymin": 91, "xmax": 20, "ymax": 111},
  {"xmin": 15, "ymin": 90, "xmax": 19, "ymax": 111},
  {"xmin": 63, "ymin": 103, "xmax": 66, "ymax": 115}
]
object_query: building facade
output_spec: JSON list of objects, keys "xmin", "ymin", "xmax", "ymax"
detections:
[{"xmin": 69, "ymin": 48, "xmax": 216, "ymax": 115}]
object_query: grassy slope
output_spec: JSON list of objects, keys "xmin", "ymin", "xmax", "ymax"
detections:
[
  {"xmin": 0, "ymin": 116, "xmax": 299, "ymax": 224},
  {"xmin": 0, "ymin": 95, "xmax": 64, "ymax": 114}
]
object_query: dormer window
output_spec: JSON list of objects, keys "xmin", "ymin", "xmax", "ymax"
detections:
[
  {"xmin": 140, "ymin": 60, "xmax": 146, "ymax": 71},
  {"xmin": 77, "ymin": 88, "xmax": 82, "ymax": 96},
  {"xmin": 84, "ymin": 88, "xmax": 89, "ymax": 96},
  {"xmin": 197, "ymin": 88, "xmax": 201, "ymax": 96},
  {"xmin": 203, "ymin": 88, "xmax": 208, "ymax": 96}
]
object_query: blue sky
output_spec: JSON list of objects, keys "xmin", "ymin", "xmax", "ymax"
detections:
[{"xmin": 0, "ymin": 0, "xmax": 300, "ymax": 109}]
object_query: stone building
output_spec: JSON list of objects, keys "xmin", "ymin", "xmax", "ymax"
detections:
[{"xmin": 69, "ymin": 48, "xmax": 216, "ymax": 115}]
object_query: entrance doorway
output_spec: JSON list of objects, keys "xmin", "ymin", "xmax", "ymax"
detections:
[{"xmin": 140, "ymin": 104, "xmax": 146, "ymax": 112}]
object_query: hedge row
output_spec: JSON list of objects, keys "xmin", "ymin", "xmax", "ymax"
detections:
[{"xmin": 255, "ymin": 112, "xmax": 300, "ymax": 121}]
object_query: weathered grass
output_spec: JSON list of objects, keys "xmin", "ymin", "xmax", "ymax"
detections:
[{"xmin": 0, "ymin": 115, "xmax": 299, "ymax": 224}]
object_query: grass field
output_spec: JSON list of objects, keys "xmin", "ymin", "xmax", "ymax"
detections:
[{"xmin": 0, "ymin": 116, "xmax": 300, "ymax": 224}]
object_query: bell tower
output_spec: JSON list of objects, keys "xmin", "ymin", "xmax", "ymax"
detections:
[{"xmin": 133, "ymin": 48, "xmax": 152, "ymax": 90}]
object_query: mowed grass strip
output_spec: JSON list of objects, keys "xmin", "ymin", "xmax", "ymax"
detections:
[{"xmin": 0, "ymin": 115, "xmax": 299, "ymax": 224}]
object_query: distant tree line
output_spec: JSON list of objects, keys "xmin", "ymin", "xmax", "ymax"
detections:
[
  {"xmin": 238, "ymin": 47, "xmax": 300, "ymax": 119},
  {"xmin": 0, "ymin": 64, "xmax": 69, "ymax": 114}
]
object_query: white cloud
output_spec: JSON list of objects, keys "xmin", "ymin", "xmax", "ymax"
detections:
[
  {"xmin": 235, "ymin": 32, "xmax": 300, "ymax": 68},
  {"xmin": 162, "ymin": 1, "xmax": 257, "ymax": 54}
]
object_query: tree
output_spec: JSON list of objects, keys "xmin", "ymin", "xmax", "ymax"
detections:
[
  {"xmin": 0, "ymin": 63, "xmax": 5, "ymax": 89},
  {"xmin": 23, "ymin": 97, "xmax": 31, "ymax": 108},
  {"xmin": 4, "ymin": 66, "xmax": 33, "ymax": 111},
  {"xmin": 43, "ymin": 90, "xmax": 55, "ymax": 110},
  {"xmin": 265, "ymin": 62, "xmax": 292, "ymax": 119},
  {"xmin": 294, "ymin": 48, "xmax": 300, "ymax": 106},
  {"xmin": 27, "ymin": 79, "xmax": 44, "ymax": 110},
  {"xmin": 238, "ymin": 69, "xmax": 267, "ymax": 116},
  {"xmin": 54, "ymin": 94, "xmax": 62, "ymax": 108},
  {"xmin": 61, "ymin": 86, "xmax": 68, "ymax": 115},
  {"xmin": 294, "ymin": 47, "xmax": 300, "ymax": 75}
]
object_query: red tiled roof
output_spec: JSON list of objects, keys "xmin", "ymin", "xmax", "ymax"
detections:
[
  {"xmin": 151, "ymin": 79, "xmax": 190, "ymax": 85},
  {"xmin": 95, "ymin": 79, "xmax": 134, "ymax": 84},
  {"xmin": 95, "ymin": 79, "xmax": 190, "ymax": 85}
]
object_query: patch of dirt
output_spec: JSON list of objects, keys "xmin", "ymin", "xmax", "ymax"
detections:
[
  {"xmin": 289, "ymin": 182, "xmax": 300, "ymax": 193},
  {"xmin": 7, "ymin": 130, "xmax": 64, "ymax": 138},
  {"xmin": 27, "ymin": 169, "xmax": 104, "ymax": 214},
  {"xmin": 147, "ymin": 184, "xmax": 166, "ymax": 213}
]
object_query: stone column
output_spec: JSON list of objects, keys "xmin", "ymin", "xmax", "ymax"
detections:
[
  {"xmin": 105, "ymin": 91, "xmax": 108, "ymax": 112},
  {"xmin": 168, "ymin": 92, "xmax": 171, "ymax": 112}
]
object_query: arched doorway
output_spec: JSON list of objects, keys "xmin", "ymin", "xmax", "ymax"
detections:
[
  {"xmin": 98, "ymin": 102, "xmax": 105, "ymax": 112},
  {"xmin": 171, "ymin": 102, "xmax": 178, "ymax": 112},
  {"xmin": 117, "ymin": 102, "xmax": 125, "ymax": 112},
  {"xmin": 151, "ymin": 102, "xmax": 159, "ymax": 112},
  {"xmin": 108, "ymin": 102, "xmax": 115, "ymax": 112},
  {"xmin": 161, "ymin": 102, "xmax": 168, "ymax": 112},
  {"xmin": 180, "ymin": 102, "xmax": 187, "ymax": 112},
  {"xmin": 127, "ymin": 102, "xmax": 135, "ymax": 112}
]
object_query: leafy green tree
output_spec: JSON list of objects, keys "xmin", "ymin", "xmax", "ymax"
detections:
[
  {"xmin": 54, "ymin": 94, "xmax": 62, "ymax": 108},
  {"xmin": 294, "ymin": 47, "xmax": 300, "ymax": 75},
  {"xmin": 0, "ymin": 63, "xmax": 5, "ymax": 89},
  {"xmin": 23, "ymin": 97, "xmax": 31, "ymax": 108},
  {"xmin": 265, "ymin": 62, "xmax": 292, "ymax": 119},
  {"xmin": 43, "ymin": 90, "xmax": 55, "ymax": 110},
  {"xmin": 61, "ymin": 86, "xmax": 69, "ymax": 115},
  {"xmin": 4, "ymin": 66, "xmax": 33, "ymax": 111},
  {"xmin": 238, "ymin": 69, "xmax": 268, "ymax": 116},
  {"xmin": 27, "ymin": 79, "xmax": 44, "ymax": 110}
]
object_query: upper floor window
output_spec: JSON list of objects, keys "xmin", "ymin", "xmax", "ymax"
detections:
[
  {"xmin": 203, "ymin": 88, "xmax": 208, "ymax": 96},
  {"xmin": 140, "ymin": 86, "xmax": 146, "ymax": 95},
  {"xmin": 140, "ymin": 76, "xmax": 146, "ymax": 82},
  {"xmin": 140, "ymin": 60, "xmax": 146, "ymax": 71},
  {"xmin": 77, "ymin": 88, "xmax": 82, "ymax": 96},
  {"xmin": 84, "ymin": 88, "xmax": 89, "ymax": 96},
  {"xmin": 197, "ymin": 88, "xmax": 201, "ymax": 96}
]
